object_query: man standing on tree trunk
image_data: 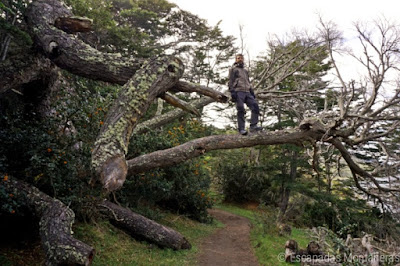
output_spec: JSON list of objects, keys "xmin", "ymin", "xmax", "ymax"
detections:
[{"xmin": 229, "ymin": 54, "xmax": 262, "ymax": 135}]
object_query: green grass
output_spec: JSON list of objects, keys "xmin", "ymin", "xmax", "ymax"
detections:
[
  {"xmin": 73, "ymin": 212, "xmax": 220, "ymax": 265},
  {"xmin": 216, "ymin": 203, "xmax": 312, "ymax": 266}
]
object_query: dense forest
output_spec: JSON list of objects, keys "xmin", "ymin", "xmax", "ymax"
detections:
[{"xmin": 2, "ymin": 0, "xmax": 400, "ymax": 265}]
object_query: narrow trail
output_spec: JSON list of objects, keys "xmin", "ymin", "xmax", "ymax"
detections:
[{"xmin": 197, "ymin": 209, "xmax": 259, "ymax": 266}]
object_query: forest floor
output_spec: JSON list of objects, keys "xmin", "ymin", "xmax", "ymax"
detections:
[{"xmin": 197, "ymin": 208, "xmax": 259, "ymax": 266}]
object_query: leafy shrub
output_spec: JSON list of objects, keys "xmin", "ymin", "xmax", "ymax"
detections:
[
  {"xmin": 120, "ymin": 120, "xmax": 214, "ymax": 223},
  {"xmin": 215, "ymin": 149, "xmax": 273, "ymax": 203}
]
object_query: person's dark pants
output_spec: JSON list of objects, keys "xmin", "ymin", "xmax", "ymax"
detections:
[{"xmin": 236, "ymin": 91, "xmax": 260, "ymax": 131}]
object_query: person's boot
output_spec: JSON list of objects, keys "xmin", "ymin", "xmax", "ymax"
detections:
[
  {"xmin": 249, "ymin": 125, "xmax": 262, "ymax": 133},
  {"xmin": 239, "ymin": 129, "xmax": 248, "ymax": 135}
]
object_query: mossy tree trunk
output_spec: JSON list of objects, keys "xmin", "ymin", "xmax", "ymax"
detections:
[
  {"xmin": 0, "ymin": 176, "xmax": 95, "ymax": 265},
  {"xmin": 91, "ymin": 57, "xmax": 185, "ymax": 191}
]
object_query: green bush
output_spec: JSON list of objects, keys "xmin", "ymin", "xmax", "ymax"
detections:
[
  {"xmin": 119, "ymin": 121, "xmax": 214, "ymax": 223},
  {"xmin": 215, "ymin": 149, "xmax": 273, "ymax": 203}
]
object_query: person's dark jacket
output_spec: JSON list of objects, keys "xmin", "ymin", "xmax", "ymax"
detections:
[{"xmin": 228, "ymin": 63, "xmax": 255, "ymax": 100}]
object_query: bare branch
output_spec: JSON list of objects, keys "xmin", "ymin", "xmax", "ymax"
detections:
[
  {"xmin": 172, "ymin": 81, "xmax": 228, "ymax": 103},
  {"xmin": 160, "ymin": 92, "xmax": 201, "ymax": 117}
]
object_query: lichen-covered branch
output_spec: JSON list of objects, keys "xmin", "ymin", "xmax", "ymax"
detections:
[
  {"xmin": 0, "ymin": 176, "xmax": 94, "ymax": 265},
  {"xmin": 92, "ymin": 56, "xmax": 184, "ymax": 191}
]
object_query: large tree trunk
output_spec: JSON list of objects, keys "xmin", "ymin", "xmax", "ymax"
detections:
[
  {"xmin": 91, "ymin": 56, "xmax": 184, "ymax": 191},
  {"xmin": 0, "ymin": 176, "xmax": 95, "ymax": 265},
  {"xmin": 99, "ymin": 200, "xmax": 191, "ymax": 250}
]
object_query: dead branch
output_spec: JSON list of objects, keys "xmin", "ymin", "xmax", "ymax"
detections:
[
  {"xmin": 172, "ymin": 81, "xmax": 228, "ymax": 103},
  {"xmin": 160, "ymin": 92, "xmax": 201, "ymax": 117},
  {"xmin": 54, "ymin": 16, "xmax": 93, "ymax": 33}
]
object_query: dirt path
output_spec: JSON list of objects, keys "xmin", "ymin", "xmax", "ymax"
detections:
[{"xmin": 197, "ymin": 209, "xmax": 259, "ymax": 266}]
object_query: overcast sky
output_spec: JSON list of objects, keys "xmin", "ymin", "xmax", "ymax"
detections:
[
  {"xmin": 168, "ymin": 0, "xmax": 400, "ymax": 128},
  {"xmin": 170, "ymin": 0, "xmax": 399, "ymax": 59}
]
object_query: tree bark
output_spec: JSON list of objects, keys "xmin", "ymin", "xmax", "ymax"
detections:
[
  {"xmin": 54, "ymin": 16, "xmax": 93, "ymax": 33},
  {"xmin": 128, "ymin": 126, "xmax": 324, "ymax": 175},
  {"xmin": 91, "ymin": 57, "xmax": 184, "ymax": 191},
  {"xmin": 99, "ymin": 200, "xmax": 191, "ymax": 250},
  {"xmin": 0, "ymin": 176, "xmax": 94, "ymax": 265},
  {"xmin": 25, "ymin": 0, "xmax": 142, "ymax": 85}
]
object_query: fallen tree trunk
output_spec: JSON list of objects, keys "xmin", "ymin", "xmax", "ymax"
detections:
[
  {"xmin": 0, "ymin": 176, "xmax": 95, "ymax": 265},
  {"xmin": 127, "ymin": 123, "xmax": 324, "ymax": 175},
  {"xmin": 98, "ymin": 200, "xmax": 191, "ymax": 250}
]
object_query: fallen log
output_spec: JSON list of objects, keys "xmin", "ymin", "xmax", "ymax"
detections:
[
  {"xmin": 98, "ymin": 200, "xmax": 191, "ymax": 250},
  {"xmin": 0, "ymin": 176, "xmax": 94, "ymax": 265}
]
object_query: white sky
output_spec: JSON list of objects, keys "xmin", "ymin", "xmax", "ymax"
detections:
[
  {"xmin": 170, "ymin": 0, "xmax": 400, "ymax": 59},
  {"xmin": 169, "ymin": 0, "xmax": 400, "ymax": 128}
]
